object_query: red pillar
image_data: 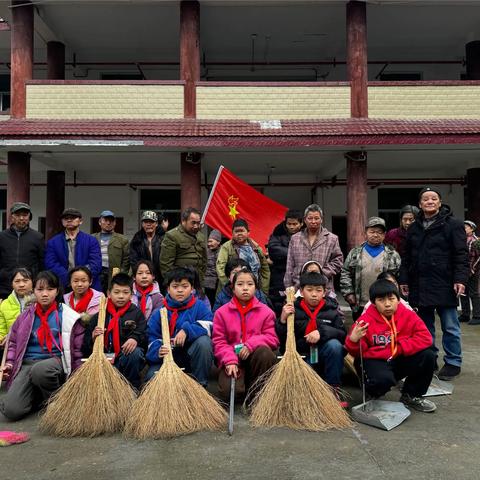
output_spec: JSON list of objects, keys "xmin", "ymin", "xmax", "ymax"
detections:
[
  {"xmin": 47, "ymin": 41, "xmax": 65, "ymax": 80},
  {"xmin": 46, "ymin": 171, "xmax": 65, "ymax": 240},
  {"xmin": 180, "ymin": 1, "xmax": 201, "ymax": 211},
  {"xmin": 7, "ymin": 152, "xmax": 30, "ymax": 216},
  {"xmin": 10, "ymin": 0, "xmax": 34, "ymax": 118},
  {"xmin": 346, "ymin": 1, "xmax": 368, "ymax": 250}
]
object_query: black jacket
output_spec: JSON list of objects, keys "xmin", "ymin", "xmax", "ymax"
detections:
[
  {"xmin": 276, "ymin": 296, "xmax": 346, "ymax": 355},
  {"xmin": 0, "ymin": 226, "xmax": 44, "ymax": 298},
  {"xmin": 267, "ymin": 222, "xmax": 292, "ymax": 294},
  {"xmin": 399, "ymin": 205, "xmax": 469, "ymax": 308},
  {"xmin": 129, "ymin": 227, "xmax": 164, "ymax": 285},
  {"xmin": 81, "ymin": 303, "xmax": 147, "ymax": 356}
]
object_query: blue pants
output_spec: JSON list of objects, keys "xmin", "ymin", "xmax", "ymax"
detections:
[
  {"xmin": 114, "ymin": 347, "xmax": 145, "ymax": 389},
  {"xmin": 311, "ymin": 339, "xmax": 345, "ymax": 386},
  {"xmin": 145, "ymin": 336, "xmax": 213, "ymax": 386},
  {"xmin": 417, "ymin": 306, "xmax": 462, "ymax": 367}
]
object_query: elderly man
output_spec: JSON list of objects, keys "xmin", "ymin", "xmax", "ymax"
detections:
[
  {"xmin": 93, "ymin": 210, "xmax": 130, "ymax": 293},
  {"xmin": 341, "ymin": 216, "xmax": 401, "ymax": 321},
  {"xmin": 160, "ymin": 207, "xmax": 207, "ymax": 281},
  {"xmin": 284, "ymin": 204, "xmax": 343, "ymax": 294},
  {"xmin": 400, "ymin": 187, "xmax": 469, "ymax": 381},
  {"xmin": 0, "ymin": 203, "xmax": 44, "ymax": 299},
  {"xmin": 45, "ymin": 208, "xmax": 102, "ymax": 290},
  {"xmin": 130, "ymin": 210, "xmax": 164, "ymax": 284}
]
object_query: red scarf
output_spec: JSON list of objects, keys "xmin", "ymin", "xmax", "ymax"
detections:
[
  {"xmin": 300, "ymin": 298, "xmax": 326, "ymax": 336},
  {"xmin": 164, "ymin": 296, "xmax": 197, "ymax": 337},
  {"xmin": 135, "ymin": 283, "xmax": 154, "ymax": 315},
  {"xmin": 35, "ymin": 302, "xmax": 61, "ymax": 354},
  {"xmin": 233, "ymin": 296, "xmax": 255, "ymax": 343},
  {"xmin": 69, "ymin": 288, "xmax": 94, "ymax": 313},
  {"xmin": 105, "ymin": 299, "xmax": 132, "ymax": 355}
]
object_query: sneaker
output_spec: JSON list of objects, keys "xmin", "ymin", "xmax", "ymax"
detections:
[
  {"xmin": 468, "ymin": 317, "xmax": 480, "ymax": 325},
  {"xmin": 332, "ymin": 387, "xmax": 349, "ymax": 409},
  {"xmin": 400, "ymin": 393, "xmax": 437, "ymax": 413},
  {"xmin": 438, "ymin": 364, "xmax": 461, "ymax": 381}
]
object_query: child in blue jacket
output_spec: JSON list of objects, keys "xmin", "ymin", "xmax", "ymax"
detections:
[{"xmin": 145, "ymin": 267, "xmax": 213, "ymax": 386}]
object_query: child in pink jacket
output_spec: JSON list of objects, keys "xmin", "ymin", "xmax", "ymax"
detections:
[{"xmin": 212, "ymin": 268, "xmax": 279, "ymax": 400}]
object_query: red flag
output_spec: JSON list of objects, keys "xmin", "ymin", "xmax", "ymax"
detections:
[{"xmin": 202, "ymin": 166, "xmax": 288, "ymax": 250}]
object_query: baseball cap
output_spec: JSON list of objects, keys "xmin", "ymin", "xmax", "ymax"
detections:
[
  {"xmin": 61, "ymin": 208, "xmax": 82, "ymax": 219},
  {"xmin": 10, "ymin": 202, "xmax": 31, "ymax": 214},
  {"xmin": 366, "ymin": 216, "xmax": 386, "ymax": 231},
  {"xmin": 99, "ymin": 210, "xmax": 115, "ymax": 218},
  {"xmin": 141, "ymin": 211, "xmax": 158, "ymax": 222}
]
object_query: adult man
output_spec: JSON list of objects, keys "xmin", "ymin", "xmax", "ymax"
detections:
[
  {"xmin": 216, "ymin": 219, "xmax": 270, "ymax": 295},
  {"xmin": 160, "ymin": 207, "xmax": 207, "ymax": 281},
  {"xmin": 45, "ymin": 208, "xmax": 102, "ymax": 290},
  {"xmin": 459, "ymin": 220, "xmax": 480, "ymax": 325},
  {"xmin": 0, "ymin": 203, "xmax": 44, "ymax": 299},
  {"xmin": 130, "ymin": 210, "xmax": 164, "ymax": 284},
  {"xmin": 400, "ymin": 187, "xmax": 468, "ymax": 381},
  {"xmin": 267, "ymin": 209, "xmax": 303, "ymax": 313},
  {"xmin": 341, "ymin": 216, "xmax": 401, "ymax": 321},
  {"xmin": 284, "ymin": 204, "xmax": 343, "ymax": 294},
  {"xmin": 93, "ymin": 210, "xmax": 130, "ymax": 293},
  {"xmin": 384, "ymin": 205, "xmax": 419, "ymax": 258}
]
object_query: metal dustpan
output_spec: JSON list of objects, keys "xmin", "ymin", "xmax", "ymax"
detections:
[
  {"xmin": 352, "ymin": 343, "xmax": 410, "ymax": 431},
  {"xmin": 423, "ymin": 375, "xmax": 454, "ymax": 397}
]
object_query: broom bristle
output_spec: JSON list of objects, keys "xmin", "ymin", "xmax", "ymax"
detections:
[
  {"xmin": 39, "ymin": 352, "xmax": 136, "ymax": 437},
  {"xmin": 124, "ymin": 361, "xmax": 227, "ymax": 440}
]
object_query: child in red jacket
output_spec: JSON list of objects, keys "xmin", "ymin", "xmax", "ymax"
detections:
[{"xmin": 346, "ymin": 279, "xmax": 437, "ymax": 413}]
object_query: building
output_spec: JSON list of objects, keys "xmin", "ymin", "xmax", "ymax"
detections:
[{"xmin": 0, "ymin": 0, "xmax": 479, "ymax": 251}]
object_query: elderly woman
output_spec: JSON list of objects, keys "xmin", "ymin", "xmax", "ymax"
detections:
[{"xmin": 284, "ymin": 204, "xmax": 343, "ymax": 294}]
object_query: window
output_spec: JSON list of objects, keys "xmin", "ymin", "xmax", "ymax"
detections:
[
  {"xmin": 0, "ymin": 74, "xmax": 10, "ymax": 111},
  {"xmin": 379, "ymin": 72, "xmax": 422, "ymax": 81},
  {"xmin": 140, "ymin": 189, "xmax": 181, "ymax": 227},
  {"xmin": 101, "ymin": 73, "xmax": 144, "ymax": 81},
  {"xmin": 378, "ymin": 188, "xmax": 420, "ymax": 230}
]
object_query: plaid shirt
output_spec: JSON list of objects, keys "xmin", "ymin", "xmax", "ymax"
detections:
[{"xmin": 284, "ymin": 227, "xmax": 343, "ymax": 291}]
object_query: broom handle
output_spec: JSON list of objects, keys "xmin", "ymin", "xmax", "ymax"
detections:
[
  {"xmin": 93, "ymin": 296, "xmax": 107, "ymax": 356},
  {"xmin": 160, "ymin": 307, "xmax": 174, "ymax": 364},
  {"xmin": 359, "ymin": 340, "xmax": 367, "ymax": 408},
  {"xmin": 285, "ymin": 287, "xmax": 296, "ymax": 352},
  {"xmin": 112, "ymin": 267, "xmax": 120, "ymax": 277}
]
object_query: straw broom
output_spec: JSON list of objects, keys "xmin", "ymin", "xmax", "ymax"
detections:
[
  {"xmin": 249, "ymin": 287, "xmax": 352, "ymax": 431},
  {"xmin": 40, "ymin": 296, "xmax": 136, "ymax": 437},
  {"xmin": 124, "ymin": 308, "xmax": 227, "ymax": 439}
]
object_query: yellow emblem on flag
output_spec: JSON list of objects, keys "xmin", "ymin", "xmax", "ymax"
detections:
[{"xmin": 228, "ymin": 195, "xmax": 239, "ymax": 220}]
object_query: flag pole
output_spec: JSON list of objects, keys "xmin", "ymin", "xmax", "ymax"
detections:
[{"xmin": 201, "ymin": 165, "xmax": 224, "ymax": 226}]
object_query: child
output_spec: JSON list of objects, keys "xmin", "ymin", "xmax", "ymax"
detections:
[
  {"xmin": 204, "ymin": 229, "xmax": 222, "ymax": 306},
  {"xmin": 213, "ymin": 258, "xmax": 272, "ymax": 312},
  {"xmin": 146, "ymin": 267, "xmax": 213, "ymax": 386},
  {"xmin": 346, "ymin": 279, "xmax": 436, "ymax": 413},
  {"xmin": 212, "ymin": 268, "xmax": 279, "ymax": 401},
  {"xmin": 64, "ymin": 266, "xmax": 103, "ymax": 316},
  {"xmin": 278, "ymin": 272, "xmax": 347, "ymax": 406},
  {"xmin": 131, "ymin": 260, "xmax": 164, "ymax": 322},
  {"xmin": 0, "ymin": 268, "xmax": 33, "ymax": 346},
  {"xmin": 82, "ymin": 273, "xmax": 146, "ymax": 389},
  {"xmin": 0, "ymin": 271, "xmax": 83, "ymax": 421}
]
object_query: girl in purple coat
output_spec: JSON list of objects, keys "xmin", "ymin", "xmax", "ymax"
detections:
[
  {"xmin": 0, "ymin": 271, "xmax": 84, "ymax": 421},
  {"xmin": 212, "ymin": 268, "xmax": 279, "ymax": 401}
]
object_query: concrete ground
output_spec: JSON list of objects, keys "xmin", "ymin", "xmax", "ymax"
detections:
[{"xmin": 1, "ymin": 319, "xmax": 479, "ymax": 480}]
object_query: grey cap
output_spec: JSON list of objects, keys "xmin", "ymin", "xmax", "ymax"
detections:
[
  {"xmin": 366, "ymin": 216, "xmax": 386, "ymax": 231},
  {"xmin": 464, "ymin": 220, "xmax": 477, "ymax": 230},
  {"xmin": 10, "ymin": 202, "xmax": 31, "ymax": 214},
  {"xmin": 61, "ymin": 208, "xmax": 82, "ymax": 219},
  {"xmin": 141, "ymin": 210, "xmax": 158, "ymax": 222},
  {"xmin": 208, "ymin": 229, "xmax": 222, "ymax": 242}
]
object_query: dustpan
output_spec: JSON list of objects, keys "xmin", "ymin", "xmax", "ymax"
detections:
[
  {"xmin": 351, "ymin": 343, "xmax": 410, "ymax": 431},
  {"xmin": 423, "ymin": 375, "xmax": 454, "ymax": 397}
]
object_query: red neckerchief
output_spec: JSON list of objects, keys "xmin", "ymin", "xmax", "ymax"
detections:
[
  {"xmin": 300, "ymin": 298, "xmax": 326, "ymax": 336},
  {"xmin": 69, "ymin": 288, "xmax": 94, "ymax": 313},
  {"xmin": 35, "ymin": 302, "xmax": 61, "ymax": 354},
  {"xmin": 164, "ymin": 296, "xmax": 197, "ymax": 337},
  {"xmin": 135, "ymin": 283, "xmax": 154, "ymax": 314},
  {"xmin": 232, "ymin": 296, "xmax": 255, "ymax": 343},
  {"xmin": 105, "ymin": 299, "xmax": 132, "ymax": 355},
  {"xmin": 380, "ymin": 313, "xmax": 398, "ymax": 358}
]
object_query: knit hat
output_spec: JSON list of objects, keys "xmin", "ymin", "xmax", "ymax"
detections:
[
  {"xmin": 419, "ymin": 187, "xmax": 442, "ymax": 200},
  {"xmin": 208, "ymin": 229, "xmax": 222, "ymax": 242}
]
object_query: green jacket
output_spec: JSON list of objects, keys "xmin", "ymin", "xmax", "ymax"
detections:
[
  {"xmin": 340, "ymin": 242, "xmax": 401, "ymax": 304},
  {"xmin": 93, "ymin": 232, "xmax": 130, "ymax": 285},
  {"xmin": 216, "ymin": 239, "xmax": 271, "ymax": 295},
  {"xmin": 160, "ymin": 225, "xmax": 207, "ymax": 281},
  {"xmin": 0, "ymin": 291, "xmax": 21, "ymax": 341}
]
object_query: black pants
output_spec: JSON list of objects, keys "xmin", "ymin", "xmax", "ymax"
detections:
[{"xmin": 360, "ymin": 348, "xmax": 435, "ymax": 398}]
